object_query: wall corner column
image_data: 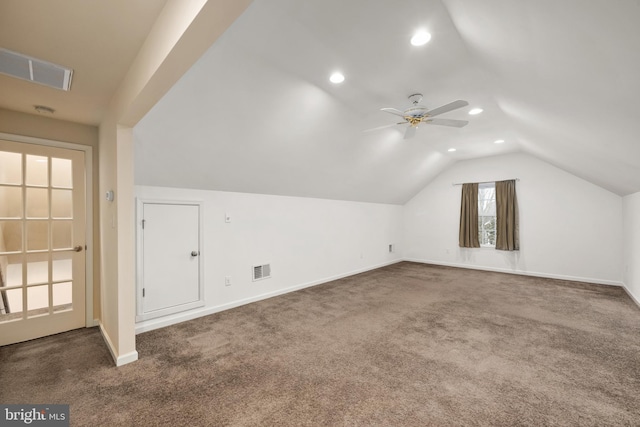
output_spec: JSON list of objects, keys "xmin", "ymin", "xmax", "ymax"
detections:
[{"xmin": 98, "ymin": 118, "xmax": 138, "ymax": 366}]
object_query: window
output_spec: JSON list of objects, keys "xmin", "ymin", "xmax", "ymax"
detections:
[{"xmin": 478, "ymin": 183, "xmax": 496, "ymax": 247}]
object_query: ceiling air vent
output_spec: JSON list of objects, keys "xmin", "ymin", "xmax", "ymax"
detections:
[
  {"xmin": 0, "ymin": 48, "xmax": 73, "ymax": 91},
  {"xmin": 252, "ymin": 264, "xmax": 271, "ymax": 281}
]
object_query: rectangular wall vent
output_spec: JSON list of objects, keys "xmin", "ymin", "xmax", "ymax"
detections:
[
  {"xmin": 0, "ymin": 48, "xmax": 73, "ymax": 91},
  {"xmin": 252, "ymin": 264, "xmax": 271, "ymax": 281}
]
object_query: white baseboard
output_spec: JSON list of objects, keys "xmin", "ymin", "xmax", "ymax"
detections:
[
  {"xmin": 404, "ymin": 258, "xmax": 624, "ymax": 287},
  {"xmin": 99, "ymin": 322, "xmax": 139, "ymax": 367},
  {"xmin": 115, "ymin": 351, "xmax": 139, "ymax": 367},
  {"xmin": 622, "ymin": 284, "xmax": 640, "ymax": 308},
  {"xmin": 135, "ymin": 258, "xmax": 403, "ymax": 334}
]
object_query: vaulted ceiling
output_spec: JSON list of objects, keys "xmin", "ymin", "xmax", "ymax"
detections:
[{"xmin": 2, "ymin": 1, "xmax": 639, "ymax": 204}]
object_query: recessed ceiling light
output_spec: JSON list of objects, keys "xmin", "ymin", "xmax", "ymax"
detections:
[
  {"xmin": 329, "ymin": 72, "xmax": 345, "ymax": 84},
  {"xmin": 468, "ymin": 108, "xmax": 483, "ymax": 115},
  {"xmin": 494, "ymin": 139, "xmax": 505, "ymax": 144},
  {"xmin": 448, "ymin": 148, "xmax": 456, "ymax": 152},
  {"xmin": 411, "ymin": 30, "xmax": 432, "ymax": 46}
]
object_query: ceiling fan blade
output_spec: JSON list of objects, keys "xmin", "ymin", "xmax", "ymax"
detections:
[
  {"xmin": 404, "ymin": 126, "xmax": 417, "ymax": 139},
  {"xmin": 363, "ymin": 123, "xmax": 404, "ymax": 133},
  {"xmin": 381, "ymin": 107, "xmax": 406, "ymax": 117},
  {"xmin": 426, "ymin": 100, "xmax": 469, "ymax": 117},
  {"xmin": 425, "ymin": 118, "xmax": 469, "ymax": 128}
]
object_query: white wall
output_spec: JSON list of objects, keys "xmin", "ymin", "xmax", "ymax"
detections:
[
  {"xmin": 623, "ymin": 191, "xmax": 640, "ymax": 304},
  {"xmin": 403, "ymin": 153, "xmax": 623, "ymax": 285},
  {"xmin": 135, "ymin": 185, "xmax": 403, "ymax": 332}
]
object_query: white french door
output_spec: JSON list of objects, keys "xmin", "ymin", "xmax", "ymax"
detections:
[{"xmin": 0, "ymin": 139, "xmax": 86, "ymax": 346}]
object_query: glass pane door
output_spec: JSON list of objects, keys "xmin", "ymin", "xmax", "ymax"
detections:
[{"xmin": 0, "ymin": 140, "xmax": 85, "ymax": 345}]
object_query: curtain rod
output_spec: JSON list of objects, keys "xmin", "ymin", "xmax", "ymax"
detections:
[{"xmin": 452, "ymin": 178, "xmax": 519, "ymax": 186}]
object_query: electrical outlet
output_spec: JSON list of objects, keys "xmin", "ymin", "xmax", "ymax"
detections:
[
  {"xmin": 225, "ymin": 276, "xmax": 232, "ymax": 286},
  {"xmin": 389, "ymin": 244, "xmax": 394, "ymax": 253}
]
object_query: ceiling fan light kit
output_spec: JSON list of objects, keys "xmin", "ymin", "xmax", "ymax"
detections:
[{"xmin": 380, "ymin": 93, "xmax": 469, "ymax": 139}]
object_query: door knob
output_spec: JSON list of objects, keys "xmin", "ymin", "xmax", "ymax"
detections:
[
  {"xmin": 191, "ymin": 251, "xmax": 199, "ymax": 257},
  {"xmin": 73, "ymin": 245, "xmax": 83, "ymax": 252}
]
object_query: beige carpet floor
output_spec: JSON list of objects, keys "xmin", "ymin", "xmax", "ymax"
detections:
[{"xmin": 1, "ymin": 262, "xmax": 640, "ymax": 426}]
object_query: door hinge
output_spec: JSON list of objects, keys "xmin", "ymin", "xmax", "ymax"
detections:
[
  {"xmin": 142, "ymin": 288, "xmax": 145, "ymax": 297},
  {"xmin": 142, "ymin": 219, "xmax": 146, "ymax": 229}
]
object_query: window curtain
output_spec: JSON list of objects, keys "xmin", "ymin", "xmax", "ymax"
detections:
[
  {"xmin": 495, "ymin": 179, "xmax": 519, "ymax": 251},
  {"xmin": 459, "ymin": 183, "xmax": 480, "ymax": 248}
]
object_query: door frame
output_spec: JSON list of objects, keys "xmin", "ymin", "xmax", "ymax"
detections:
[
  {"xmin": 135, "ymin": 198, "xmax": 205, "ymax": 323},
  {"xmin": 0, "ymin": 132, "xmax": 94, "ymax": 327}
]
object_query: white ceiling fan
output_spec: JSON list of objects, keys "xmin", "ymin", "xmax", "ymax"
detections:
[{"xmin": 381, "ymin": 94, "xmax": 469, "ymax": 139}]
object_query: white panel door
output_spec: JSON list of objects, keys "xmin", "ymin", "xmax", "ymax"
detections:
[{"xmin": 139, "ymin": 202, "xmax": 203, "ymax": 320}]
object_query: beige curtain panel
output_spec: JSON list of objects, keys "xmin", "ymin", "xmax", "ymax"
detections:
[
  {"xmin": 459, "ymin": 183, "xmax": 480, "ymax": 248},
  {"xmin": 495, "ymin": 179, "xmax": 520, "ymax": 251}
]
